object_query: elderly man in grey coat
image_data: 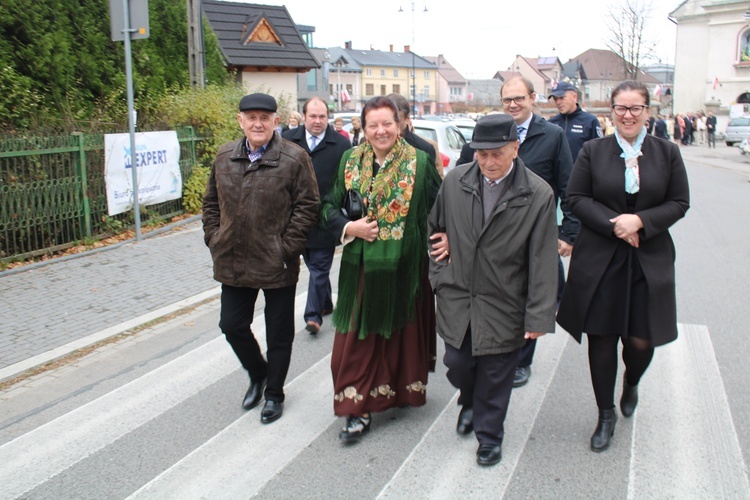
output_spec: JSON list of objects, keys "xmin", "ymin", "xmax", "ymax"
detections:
[{"xmin": 428, "ymin": 114, "xmax": 558, "ymax": 466}]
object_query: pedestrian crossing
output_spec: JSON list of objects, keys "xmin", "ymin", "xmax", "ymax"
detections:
[{"xmin": 0, "ymin": 291, "xmax": 747, "ymax": 499}]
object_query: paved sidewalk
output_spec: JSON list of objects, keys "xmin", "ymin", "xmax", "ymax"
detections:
[{"xmin": 0, "ymin": 219, "xmax": 218, "ymax": 380}]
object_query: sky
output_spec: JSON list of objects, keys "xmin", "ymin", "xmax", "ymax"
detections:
[{"xmin": 252, "ymin": 0, "xmax": 680, "ymax": 78}]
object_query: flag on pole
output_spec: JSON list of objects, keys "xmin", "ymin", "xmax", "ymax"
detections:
[
  {"xmin": 653, "ymin": 84, "xmax": 661, "ymax": 97},
  {"xmin": 713, "ymin": 76, "xmax": 720, "ymax": 90},
  {"xmin": 341, "ymin": 88, "xmax": 351, "ymax": 103}
]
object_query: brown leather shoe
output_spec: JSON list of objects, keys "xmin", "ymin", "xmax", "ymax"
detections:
[{"xmin": 305, "ymin": 321, "xmax": 320, "ymax": 334}]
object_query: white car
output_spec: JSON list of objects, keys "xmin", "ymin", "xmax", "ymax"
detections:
[
  {"xmin": 451, "ymin": 118, "xmax": 476, "ymax": 142},
  {"xmin": 411, "ymin": 119, "xmax": 467, "ymax": 175}
]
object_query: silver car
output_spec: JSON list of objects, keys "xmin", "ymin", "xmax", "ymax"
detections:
[
  {"xmin": 724, "ymin": 116, "xmax": 750, "ymax": 146},
  {"xmin": 411, "ymin": 119, "xmax": 467, "ymax": 175}
]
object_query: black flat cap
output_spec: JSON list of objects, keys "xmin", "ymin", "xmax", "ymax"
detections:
[
  {"xmin": 239, "ymin": 93, "xmax": 277, "ymax": 112},
  {"xmin": 470, "ymin": 114, "xmax": 518, "ymax": 150}
]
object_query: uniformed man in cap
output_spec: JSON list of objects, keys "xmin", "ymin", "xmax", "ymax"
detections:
[
  {"xmin": 428, "ymin": 114, "xmax": 558, "ymax": 466},
  {"xmin": 202, "ymin": 93, "xmax": 320, "ymax": 424}
]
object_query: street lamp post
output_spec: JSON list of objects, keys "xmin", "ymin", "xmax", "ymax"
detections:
[
  {"xmin": 337, "ymin": 60, "xmax": 342, "ymax": 111},
  {"xmin": 400, "ymin": 1, "xmax": 427, "ymax": 117}
]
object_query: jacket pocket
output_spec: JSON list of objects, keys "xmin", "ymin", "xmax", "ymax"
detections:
[{"xmin": 272, "ymin": 234, "xmax": 288, "ymax": 270}]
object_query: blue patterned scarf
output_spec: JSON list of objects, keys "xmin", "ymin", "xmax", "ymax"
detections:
[{"xmin": 614, "ymin": 126, "xmax": 647, "ymax": 194}]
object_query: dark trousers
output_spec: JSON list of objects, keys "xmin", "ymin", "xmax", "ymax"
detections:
[
  {"xmin": 444, "ymin": 329, "xmax": 521, "ymax": 446},
  {"xmin": 219, "ymin": 284, "xmax": 296, "ymax": 402},
  {"xmin": 302, "ymin": 246, "xmax": 335, "ymax": 325},
  {"xmin": 707, "ymin": 131, "xmax": 716, "ymax": 148},
  {"xmin": 518, "ymin": 255, "xmax": 565, "ymax": 367}
]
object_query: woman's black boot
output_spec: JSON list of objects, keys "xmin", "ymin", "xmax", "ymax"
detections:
[
  {"xmin": 620, "ymin": 379, "xmax": 639, "ymax": 417},
  {"xmin": 590, "ymin": 408, "xmax": 617, "ymax": 452}
]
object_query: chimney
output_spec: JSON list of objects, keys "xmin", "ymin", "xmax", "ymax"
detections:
[
  {"xmin": 390, "ymin": 44, "xmax": 393, "ymax": 52},
  {"xmin": 345, "ymin": 40, "xmax": 352, "ymax": 49},
  {"xmin": 404, "ymin": 45, "xmax": 410, "ymax": 53}
]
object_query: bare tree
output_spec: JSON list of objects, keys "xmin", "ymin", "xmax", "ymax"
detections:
[{"xmin": 605, "ymin": 0, "xmax": 656, "ymax": 81}]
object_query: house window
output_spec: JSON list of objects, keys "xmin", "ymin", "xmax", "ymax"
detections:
[
  {"xmin": 410, "ymin": 84, "xmax": 416, "ymax": 97},
  {"xmin": 380, "ymin": 85, "xmax": 387, "ymax": 96},
  {"xmin": 450, "ymin": 87, "xmax": 462, "ymax": 96},
  {"xmin": 346, "ymin": 84, "xmax": 353, "ymax": 95},
  {"xmin": 366, "ymin": 83, "xmax": 374, "ymax": 96},
  {"xmin": 394, "ymin": 69, "xmax": 399, "ymax": 77},
  {"xmin": 423, "ymin": 85, "xmax": 430, "ymax": 98},
  {"xmin": 740, "ymin": 28, "xmax": 750, "ymax": 62},
  {"xmin": 381, "ymin": 69, "xmax": 386, "ymax": 77},
  {"xmin": 410, "ymin": 70, "xmax": 415, "ymax": 78},
  {"xmin": 306, "ymin": 69, "xmax": 317, "ymax": 91},
  {"xmin": 393, "ymin": 84, "xmax": 401, "ymax": 94},
  {"xmin": 366, "ymin": 68, "xmax": 372, "ymax": 76},
  {"xmin": 424, "ymin": 71, "xmax": 429, "ymax": 79}
]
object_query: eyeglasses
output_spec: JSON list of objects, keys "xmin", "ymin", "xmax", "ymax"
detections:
[
  {"xmin": 611, "ymin": 105, "xmax": 647, "ymax": 117},
  {"xmin": 502, "ymin": 95, "xmax": 530, "ymax": 105}
]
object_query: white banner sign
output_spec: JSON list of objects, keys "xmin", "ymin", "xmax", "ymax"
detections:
[{"xmin": 104, "ymin": 131, "xmax": 182, "ymax": 216}]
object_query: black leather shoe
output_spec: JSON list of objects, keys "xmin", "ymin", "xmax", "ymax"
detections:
[
  {"xmin": 620, "ymin": 379, "xmax": 639, "ymax": 417},
  {"xmin": 242, "ymin": 378, "xmax": 266, "ymax": 410},
  {"xmin": 456, "ymin": 406, "xmax": 473, "ymax": 436},
  {"xmin": 476, "ymin": 443, "xmax": 502, "ymax": 466},
  {"xmin": 590, "ymin": 408, "xmax": 617, "ymax": 452},
  {"xmin": 339, "ymin": 415, "xmax": 371, "ymax": 443},
  {"xmin": 513, "ymin": 366, "xmax": 531, "ymax": 388},
  {"xmin": 260, "ymin": 400, "xmax": 284, "ymax": 424}
]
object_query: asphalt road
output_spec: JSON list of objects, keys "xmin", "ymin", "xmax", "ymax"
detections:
[{"xmin": 0, "ymin": 144, "xmax": 748, "ymax": 499}]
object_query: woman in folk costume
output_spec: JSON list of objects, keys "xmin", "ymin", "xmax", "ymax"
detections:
[{"xmin": 322, "ymin": 96, "xmax": 441, "ymax": 443}]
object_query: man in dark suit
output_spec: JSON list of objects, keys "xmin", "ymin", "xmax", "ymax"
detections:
[
  {"xmin": 706, "ymin": 111, "xmax": 717, "ymax": 148},
  {"xmin": 283, "ymin": 97, "xmax": 351, "ymax": 334},
  {"xmin": 501, "ymin": 76, "xmax": 577, "ymax": 388},
  {"xmin": 387, "ymin": 93, "xmax": 437, "ymax": 167},
  {"xmin": 654, "ymin": 115, "xmax": 670, "ymax": 140}
]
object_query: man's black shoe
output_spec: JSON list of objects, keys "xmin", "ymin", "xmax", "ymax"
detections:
[
  {"xmin": 260, "ymin": 400, "xmax": 284, "ymax": 424},
  {"xmin": 476, "ymin": 443, "xmax": 502, "ymax": 466},
  {"xmin": 513, "ymin": 366, "xmax": 531, "ymax": 388},
  {"xmin": 456, "ymin": 406, "xmax": 473, "ymax": 435},
  {"xmin": 242, "ymin": 378, "xmax": 266, "ymax": 410}
]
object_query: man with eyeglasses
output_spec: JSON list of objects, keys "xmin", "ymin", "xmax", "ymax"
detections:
[
  {"xmin": 500, "ymin": 76, "xmax": 577, "ymax": 389},
  {"xmin": 548, "ymin": 81, "xmax": 602, "ymax": 163}
]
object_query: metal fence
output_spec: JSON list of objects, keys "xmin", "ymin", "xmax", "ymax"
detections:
[{"xmin": 0, "ymin": 127, "xmax": 199, "ymax": 263}]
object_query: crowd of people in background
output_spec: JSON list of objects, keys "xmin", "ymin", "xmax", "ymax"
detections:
[{"xmin": 597, "ymin": 109, "xmax": 717, "ymax": 148}]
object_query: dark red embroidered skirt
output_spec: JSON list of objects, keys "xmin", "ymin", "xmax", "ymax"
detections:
[{"xmin": 331, "ymin": 273, "xmax": 436, "ymax": 417}]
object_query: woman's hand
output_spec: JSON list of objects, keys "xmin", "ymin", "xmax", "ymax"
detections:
[
  {"xmin": 429, "ymin": 232, "xmax": 451, "ymax": 262},
  {"xmin": 610, "ymin": 214, "xmax": 643, "ymax": 248},
  {"xmin": 345, "ymin": 217, "xmax": 379, "ymax": 242},
  {"xmin": 525, "ymin": 332, "xmax": 547, "ymax": 340}
]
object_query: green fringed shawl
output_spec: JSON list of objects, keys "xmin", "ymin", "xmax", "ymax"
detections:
[{"xmin": 323, "ymin": 138, "xmax": 438, "ymax": 339}]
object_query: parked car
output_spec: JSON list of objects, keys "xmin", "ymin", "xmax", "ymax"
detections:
[
  {"xmin": 451, "ymin": 118, "xmax": 476, "ymax": 142},
  {"xmin": 411, "ymin": 119, "xmax": 467, "ymax": 175},
  {"xmin": 724, "ymin": 116, "xmax": 750, "ymax": 146}
]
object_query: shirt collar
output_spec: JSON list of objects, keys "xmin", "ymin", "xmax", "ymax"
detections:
[
  {"xmin": 484, "ymin": 163, "xmax": 514, "ymax": 186},
  {"xmin": 245, "ymin": 138, "xmax": 269, "ymax": 154},
  {"xmin": 305, "ymin": 129, "xmax": 325, "ymax": 143}
]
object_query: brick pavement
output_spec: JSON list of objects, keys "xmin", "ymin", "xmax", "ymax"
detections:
[{"xmin": 0, "ymin": 219, "xmax": 218, "ymax": 376}]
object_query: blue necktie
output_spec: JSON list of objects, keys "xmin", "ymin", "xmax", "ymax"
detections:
[
  {"xmin": 517, "ymin": 126, "xmax": 526, "ymax": 143},
  {"xmin": 310, "ymin": 136, "xmax": 318, "ymax": 150}
]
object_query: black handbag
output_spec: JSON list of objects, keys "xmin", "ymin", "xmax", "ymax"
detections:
[{"xmin": 341, "ymin": 189, "xmax": 364, "ymax": 220}]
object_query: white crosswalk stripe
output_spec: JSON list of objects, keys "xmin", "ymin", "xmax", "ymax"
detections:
[{"xmin": 0, "ymin": 305, "xmax": 747, "ymax": 498}]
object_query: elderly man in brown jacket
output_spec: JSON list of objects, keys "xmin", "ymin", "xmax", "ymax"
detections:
[
  {"xmin": 428, "ymin": 114, "xmax": 558, "ymax": 466},
  {"xmin": 202, "ymin": 93, "xmax": 319, "ymax": 424}
]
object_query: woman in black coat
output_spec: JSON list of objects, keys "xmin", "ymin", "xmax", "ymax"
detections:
[{"xmin": 557, "ymin": 80, "xmax": 690, "ymax": 452}]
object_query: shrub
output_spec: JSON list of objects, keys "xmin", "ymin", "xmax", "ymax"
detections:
[{"xmin": 182, "ymin": 166, "xmax": 211, "ymax": 214}]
